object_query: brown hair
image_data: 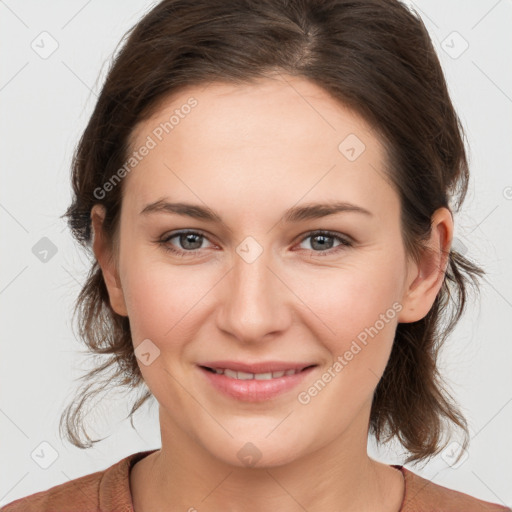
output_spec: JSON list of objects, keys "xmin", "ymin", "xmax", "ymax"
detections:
[{"xmin": 61, "ymin": 0, "xmax": 484, "ymax": 465}]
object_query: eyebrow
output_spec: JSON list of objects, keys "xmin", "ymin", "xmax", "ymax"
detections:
[{"xmin": 140, "ymin": 199, "xmax": 373, "ymax": 224}]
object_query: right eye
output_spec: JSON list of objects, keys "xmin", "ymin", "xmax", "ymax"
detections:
[{"xmin": 158, "ymin": 230, "xmax": 214, "ymax": 257}]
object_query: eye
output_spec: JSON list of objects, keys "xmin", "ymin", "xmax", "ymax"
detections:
[
  {"xmin": 158, "ymin": 230, "xmax": 213, "ymax": 257},
  {"xmin": 157, "ymin": 229, "xmax": 353, "ymax": 258},
  {"xmin": 296, "ymin": 230, "xmax": 353, "ymax": 254}
]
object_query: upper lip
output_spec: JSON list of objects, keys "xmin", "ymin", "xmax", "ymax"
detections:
[{"xmin": 198, "ymin": 360, "xmax": 317, "ymax": 374}]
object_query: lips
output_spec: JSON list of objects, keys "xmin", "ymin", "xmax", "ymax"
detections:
[
  {"xmin": 205, "ymin": 367, "xmax": 303, "ymax": 380},
  {"xmin": 198, "ymin": 360, "xmax": 316, "ymax": 375},
  {"xmin": 197, "ymin": 362, "xmax": 318, "ymax": 401}
]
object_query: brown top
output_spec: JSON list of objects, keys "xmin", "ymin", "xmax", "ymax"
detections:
[{"xmin": 1, "ymin": 449, "xmax": 509, "ymax": 511}]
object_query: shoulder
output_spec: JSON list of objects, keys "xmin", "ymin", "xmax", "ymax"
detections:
[
  {"xmin": 0, "ymin": 468, "xmax": 104, "ymax": 512},
  {"xmin": 400, "ymin": 467, "xmax": 511, "ymax": 512},
  {"xmin": 0, "ymin": 450, "xmax": 158, "ymax": 512}
]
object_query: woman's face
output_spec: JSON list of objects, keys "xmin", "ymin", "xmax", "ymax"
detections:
[{"xmin": 95, "ymin": 75, "xmax": 433, "ymax": 468}]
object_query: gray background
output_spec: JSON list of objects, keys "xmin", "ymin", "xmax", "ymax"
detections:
[{"xmin": 1, "ymin": 0, "xmax": 511, "ymax": 507}]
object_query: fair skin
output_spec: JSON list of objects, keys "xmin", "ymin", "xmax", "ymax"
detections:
[{"xmin": 91, "ymin": 74, "xmax": 453, "ymax": 512}]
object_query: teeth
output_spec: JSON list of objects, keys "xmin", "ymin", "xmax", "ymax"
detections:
[
  {"xmin": 236, "ymin": 371, "xmax": 254, "ymax": 380},
  {"xmin": 212, "ymin": 368, "xmax": 301, "ymax": 380},
  {"xmin": 254, "ymin": 372, "xmax": 273, "ymax": 380}
]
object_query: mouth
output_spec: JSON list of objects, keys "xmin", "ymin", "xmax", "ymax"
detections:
[
  {"xmin": 197, "ymin": 362, "xmax": 318, "ymax": 402},
  {"xmin": 199, "ymin": 365, "xmax": 317, "ymax": 380}
]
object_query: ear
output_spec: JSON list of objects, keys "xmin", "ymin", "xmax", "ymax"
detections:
[
  {"xmin": 397, "ymin": 207, "xmax": 453, "ymax": 323},
  {"xmin": 90, "ymin": 204, "xmax": 128, "ymax": 317}
]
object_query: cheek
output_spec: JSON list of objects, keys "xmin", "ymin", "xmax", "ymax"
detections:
[
  {"xmin": 296, "ymin": 254, "xmax": 404, "ymax": 378},
  {"xmin": 302, "ymin": 259, "xmax": 404, "ymax": 335},
  {"xmin": 120, "ymin": 253, "xmax": 217, "ymax": 346},
  {"xmin": 119, "ymin": 258, "xmax": 214, "ymax": 396}
]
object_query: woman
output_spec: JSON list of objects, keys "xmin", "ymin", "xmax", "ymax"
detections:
[{"xmin": 2, "ymin": 0, "xmax": 509, "ymax": 510}]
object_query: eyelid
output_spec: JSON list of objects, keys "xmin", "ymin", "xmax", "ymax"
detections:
[{"xmin": 161, "ymin": 227, "xmax": 213, "ymax": 239}]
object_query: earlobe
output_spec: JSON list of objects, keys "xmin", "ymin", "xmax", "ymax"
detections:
[
  {"xmin": 90, "ymin": 205, "xmax": 128, "ymax": 317},
  {"xmin": 397, "ymin": 207, "xmax": 453, "ymax": 323}
]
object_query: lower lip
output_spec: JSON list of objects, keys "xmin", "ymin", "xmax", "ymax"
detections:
[{"xmin": 198, "ymin": 365, "xmax": 316, "ymax": 402}]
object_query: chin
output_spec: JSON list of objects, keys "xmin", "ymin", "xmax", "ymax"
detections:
[{"xmin": 206, "ymin": 436, "xmax": 306, "ymax": 470}]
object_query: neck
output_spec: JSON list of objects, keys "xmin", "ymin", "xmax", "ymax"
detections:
[{"xmin": 131, "ymin": 406, "xmax": 404, "ymax": 512}]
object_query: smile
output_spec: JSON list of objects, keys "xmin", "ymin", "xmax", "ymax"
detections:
[
  {"xmin": 202, "ymin": 366, "xmax": 311, "ymax": 380},
  {"xmin": 197, "ymin": 364, "xmax": 318, "ymax": 402}
]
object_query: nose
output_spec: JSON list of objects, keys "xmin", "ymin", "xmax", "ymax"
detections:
[{"xmin": 215, "ymin": 243, "xmax": 291, "ymax": 344}]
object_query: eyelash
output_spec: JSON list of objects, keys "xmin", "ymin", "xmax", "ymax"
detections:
[{"xmin": 157, "ymin": 229, "xmax": 353, "ymax": 257}]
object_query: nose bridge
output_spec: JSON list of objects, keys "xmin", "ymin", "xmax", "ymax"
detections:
[{"xmin": 217, "ymin": 235, "xmax": 289, "ymax": 341}]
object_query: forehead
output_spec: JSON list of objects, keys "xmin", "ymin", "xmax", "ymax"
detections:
[
  {"xmin": 123, "ymin": 75, "xmax": 397, "ymax": 220},
  {"xmin": 129, "ymin": 75, "xmax": 381, "ymax": 152}
]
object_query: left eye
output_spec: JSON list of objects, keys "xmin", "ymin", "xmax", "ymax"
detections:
[
  {"xmin": 297, "ymin": 231, "xmax": 353, "ymax": 253},
  {"xmin": 158, "ymin": 229, "xmax": 353, "ymax": 256}
]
